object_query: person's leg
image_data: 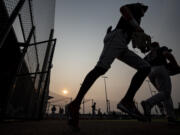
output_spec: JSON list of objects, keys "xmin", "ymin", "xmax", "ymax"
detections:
[
  {"xmin": 66, "ymin": 66, "xmax": 107, "ymax": 131},
  {"xmin": 157, "ymin": 102, "xmax": 166, "ymax": 116},
  {"xmin": 122, "ymin": 68, "xmax": 150, "ymax": 102},
  {"xmin": 67, "ymin": 31, "xmax": 121, "ymax": 130},
  {"xmin": 145, "ymin": 66, "xmax": 171, "ymax": 107},
  {"xmin": 118, "ymin": 49, "xmax": 151, "ymax": 102},
  {"xmin": 73, "ymin": 66, "xmax": 107, "ymax": 106},
  {"xmin": 141, "ymin": 66, "xmax": 172, "ymax": 121},
  {"xmin": 73, "ymin": 29, "xmax": 130, "ymax": 106},
  {"xmin": 73, "ymin": 41, "xmax": 123, "ymax": 106},
  {"xmin": 67, "ymin": 29, "xmax": 129, "ymax": 130},
  {"xmin": 164, "ymin": 97, "xmax": 176, "ymax": 119},
  {"xmin": 164, "ymin": 97, "xmax": 180, "ymax": 124},
  {"xmin": 117, "ymin": 49, "xmax": 150, "ymax": 118}
]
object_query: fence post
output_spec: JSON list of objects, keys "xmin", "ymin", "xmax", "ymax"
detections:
[
  {"xmin": 36, "ymin": 29, "xmax": 54, "ymax": 119},
  {"xmin": 6, "ymin": 26, "xmax": 35, "ymax": 116}
]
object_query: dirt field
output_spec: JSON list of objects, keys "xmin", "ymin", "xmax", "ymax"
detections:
[{"xmin": 0, "ymin": 120, "xmax": 180, "ymax": 135}]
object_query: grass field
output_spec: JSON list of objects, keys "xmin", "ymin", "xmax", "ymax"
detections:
[{"xmin": 0, "ymin": 119, "xmax": 180, "ymax": 135}]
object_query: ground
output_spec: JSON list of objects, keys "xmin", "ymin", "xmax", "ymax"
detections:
[{"xmin": 0, "ymin": 120, "xmax": 180, "ymax": 135}]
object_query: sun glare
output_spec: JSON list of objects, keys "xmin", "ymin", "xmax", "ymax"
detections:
[{"xmin": 62, "ymin": 89, "xmax": 68, "ymax": 95}]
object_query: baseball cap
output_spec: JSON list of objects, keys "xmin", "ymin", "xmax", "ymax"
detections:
[{"xmin": 138, "ymin": 3, "xmax": 148, "ymax": 12}]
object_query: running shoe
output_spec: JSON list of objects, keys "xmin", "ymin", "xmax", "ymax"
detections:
[
  {"xmin": 117, "ymin": 100, "xmax": 146, "ymax": 121},
  {"xmin": 141, "ymin": 101, "xmax": 152, "ymax": 122},
  {"xmin": 66, "ymin": 102, "xmax": 80, "ymax": 132}
]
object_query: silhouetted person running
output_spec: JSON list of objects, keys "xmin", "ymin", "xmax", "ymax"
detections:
[
  {"xmin": 66, "ymin": 3, "xmax": 150, "ymax": 131},
  {"xmin": 141, "ymin": 42, "xmax": 180, "ymax": 124}
]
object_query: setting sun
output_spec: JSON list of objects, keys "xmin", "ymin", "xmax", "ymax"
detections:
[{"xmin": 62, "ymin": 89, "xmax": 68, "ymax": 95}]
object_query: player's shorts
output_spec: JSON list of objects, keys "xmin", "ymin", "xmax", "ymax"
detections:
[
  {"xmin": 148, "ymin": 65, "xmax": 172, "ymax": 92},
  {"xmin": 96, "ymin": 29, "xmax": 150, "ymax": 70}
]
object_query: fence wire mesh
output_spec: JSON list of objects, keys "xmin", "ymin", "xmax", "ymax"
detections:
[
  {"xmin": 1, "ymin": 0, "xmax": 56, "ymax": 118},
  {"xmin": 3, "ymin": 0, "xmax": 20, "ymax": 16}
]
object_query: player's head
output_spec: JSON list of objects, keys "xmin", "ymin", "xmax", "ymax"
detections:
[
  {"xmin": 138, "ymin": 3, "xmax": 148, "ymax": 16},
  {"xmin": 138, "ymin": 3, "xmax": 148, "ymax": 12},
  {"xmin": 150, "ymin": 42, "xmax": 160, "ymax": 50}
]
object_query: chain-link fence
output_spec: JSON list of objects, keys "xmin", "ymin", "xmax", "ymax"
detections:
[
  {"xmin": 0, "ymin": 0, "xmax": 56, "ymax": 119},
  {"xmin": 3, "ymin": 0, "xmax": 20, "ymax": 16}
]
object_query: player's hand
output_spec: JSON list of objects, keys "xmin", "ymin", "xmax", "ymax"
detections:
[{"xmin": 106, "ymin": 26, "xmax": 112, "ymax": 34}]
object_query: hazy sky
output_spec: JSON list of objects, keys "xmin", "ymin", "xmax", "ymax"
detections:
[{"xmin": 50, "ymin": 0, "xmax": 180, "ymax": 113}]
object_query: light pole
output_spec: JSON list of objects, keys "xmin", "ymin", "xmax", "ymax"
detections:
[{"xmin": 102, "ymin": 76, "xmax": 110, "ymax": 114}]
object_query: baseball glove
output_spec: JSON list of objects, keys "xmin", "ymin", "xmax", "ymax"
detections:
[{"xmin": 132, "ymin": 32, "xmax": 151, "ymax": 53}]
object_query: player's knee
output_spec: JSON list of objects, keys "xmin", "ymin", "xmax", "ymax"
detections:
[
  {"xmin": 93, "ymin": 66, "xmax": 108, "ymax": 76},
  {"xmin": 139, "ymin": 66, "xmax": 151, "ymax": 75},
  {"xmin": 144, "ymin": 66, "xmax": 151, "ymax": 74}
]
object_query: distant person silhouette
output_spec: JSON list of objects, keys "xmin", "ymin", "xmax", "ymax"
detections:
[
  {"xmin": 59, "ymin": 107, "xmax": 64, "ymax": 119},
  {"xmin": 66, "ymin": 3, "xmax": 150, "ymax": 131},
  {"xmin": 52, "ymin": 105, "xmax": 56, "ymax": 113},
  {"xmin": 141, "ymin": 42, "xmax": 180, "ymax": 124},
  {"xmin": 91, "ymin": 102, "xmax": 96, "ymax": 116},
  {"xmin": 98, "ymin": 108, "xmax": 102, "ymax": 118},
  {"xmin": 51, "ymin": 105, "xmax": 56, "ymax": 118}
]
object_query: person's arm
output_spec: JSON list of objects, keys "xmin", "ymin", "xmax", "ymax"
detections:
[
  {"xmin": 163, "ymin": 51, "xmax": 179, "ymax": 67},
  {"xmin": 162, "ymin": 50, "xmax": 180, "ymax": 75},
  {"xmin": 120, "ymin": 5, "xmax": 144, "ymax": 32}
]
